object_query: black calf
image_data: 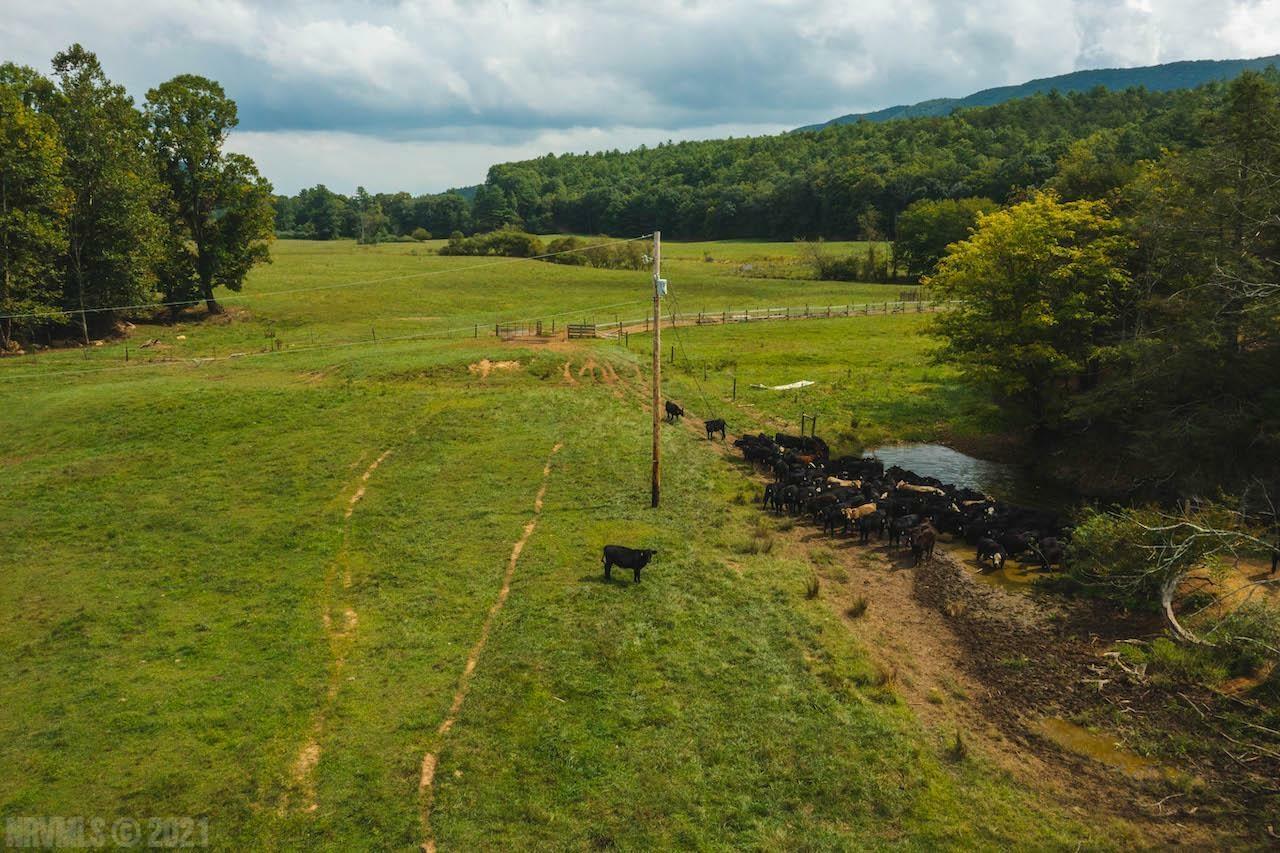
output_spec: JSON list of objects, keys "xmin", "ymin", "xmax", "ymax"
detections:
[
  {"xmin": 664, "ymin": 400, "xmax": 684, "ymax": 422},
  {"xmin": 704, "ymin": 418, "xmax": 726, "ymax": 440},
  {"xmin": 976, "ymin": 538, "xmax": 1006, "ymax": 571},
  {"xmin": 603, "ymin": 545, "xmax": 656, "ymax": 582}
]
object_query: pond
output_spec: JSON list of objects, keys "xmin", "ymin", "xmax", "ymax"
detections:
[
  {"xmin": 867, "ymin": 443, "xmax": 1066, "ymax": 510},
  {"xmin": 868, "ymin": 443, "xmax": 1074, "ymax": 593}
]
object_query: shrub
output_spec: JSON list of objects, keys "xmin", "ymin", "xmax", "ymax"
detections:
[
  {"xmin": 543, "ymin": 236, "xmax": 648, "ymax": 270},
  {"xmin": 439, "ymin": 228, "xmax": 545, "ymax": 258},
  {"xmin": 846, "ymin": 597, "xmax": 868, "ymax": 619},
  {"xmin": 411, "ymin": 227, "xmax": 431, "ymax": 241}
]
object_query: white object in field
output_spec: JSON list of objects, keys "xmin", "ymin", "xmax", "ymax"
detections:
[
  {"xmin": 750, "ymin": 380, "xmax": 815, "ymax": 391},
  {"xmin": 656, "ymin": 277, "xmax": 668, "ymax": 296}
]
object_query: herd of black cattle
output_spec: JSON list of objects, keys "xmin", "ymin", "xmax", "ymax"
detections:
[{"xmin": 732, "ymin": 431, "xmax": 1069, "ymax": 571}]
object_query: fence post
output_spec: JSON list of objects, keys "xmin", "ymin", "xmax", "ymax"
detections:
[
  {"xmin": 372, "ymin": 326, "xmax": 377, "ymax": 342},
  {"xmin": 732, "ymin": 376, "xmax": 737, "ymax": 400},
  {"xmin": 124, "ymin": 344, "xmax": 129, "ymax": 363}
]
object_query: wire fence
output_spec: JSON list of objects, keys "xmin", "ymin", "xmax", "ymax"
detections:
[
  {"xmin": 595, "ymin": 299, "xmax": 956, "ymax": 338},
  {"xmin": 0, "ymin": 297, "xmax": 955, "ymax": 383}
]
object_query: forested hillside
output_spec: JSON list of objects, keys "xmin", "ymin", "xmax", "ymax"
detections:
[
  {"xmin": 797, "ymin": 54, "xmax": 1280, "ymax": 130},
  {"xmin": 472, "ymin": 77, "xmax": 1265, "ymax": 240}
]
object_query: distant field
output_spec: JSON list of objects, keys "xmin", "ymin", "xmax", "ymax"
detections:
[
  {"xmin": 0, "ymin": 239, "xmax": 1124, "ymax": 848},
  {"xmin": 633, "ymin": 312, "xmax": 998, "ymax": 451},
  {"xmin": 3, "ymin": 240, "xmax": 905, "ymax": 381}
]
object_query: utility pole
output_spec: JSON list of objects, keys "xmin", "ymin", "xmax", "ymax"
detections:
[{"xmin": 651, "ymin": 231, "xmax": 662, "ymax": 508}]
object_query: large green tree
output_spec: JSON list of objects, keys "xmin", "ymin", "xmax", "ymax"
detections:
[
  {"xmin": 146, "ymin": 75, "xmax": 273, "ymax": 313},
  {"xmin": 894, "ymin": 197, "xmax": 999, "ymax": 278},
  {"xmin": 1072, "ymin": 72, "xmax": 1280, "ymax": 491},
  {"xmin": 0, "ymin": 84, "xmax": 67, "ymax": 350},
  {"xmin": 927, "ymin": 191, "xmax": 1132, "ymax": 434},
  {"xmin": 49, "ymin": 45, "xmax": 166, "ymax": 341}
]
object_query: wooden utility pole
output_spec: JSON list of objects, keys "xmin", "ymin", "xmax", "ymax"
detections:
[{"xmin": 651, "ymin": 231, "xmax": 662, "ymax": 508}]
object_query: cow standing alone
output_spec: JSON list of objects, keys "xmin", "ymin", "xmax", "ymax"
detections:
[
  {"xmin": 603, "ymin": 545, "xmax": 656, "ymax": 582},
  {"xmin": 664, "ymin": 401, "xmax": 684, "ymax": 422}
]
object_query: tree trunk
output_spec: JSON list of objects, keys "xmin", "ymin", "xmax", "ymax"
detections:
[
  {"xmin": 201, "ymin": 276, "xmax": 222, "ymax": 315},
  {"xmin": 1, "ymin": 171, "xmax": 10, "ymax": 351}
]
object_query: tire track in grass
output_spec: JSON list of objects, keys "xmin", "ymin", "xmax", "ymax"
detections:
[
  {"xmin": 418, "ymin": 441, "xmax": 563, "ymax": 853},
  {"xmin": 285, "ymin": 448, "xmax": 393, "ymax": 814}
]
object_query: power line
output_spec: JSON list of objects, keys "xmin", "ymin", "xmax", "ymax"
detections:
[
  {"xmin": 0, "ymin": 297, "xmax": 651, "ymax": 384},
  {"xmin": 663, "ymin": 287, "xmax": 718, "ymax": 419},
  {"xmin": 0, "ymin": 234, "xmax": 654, "ymax": 322}
]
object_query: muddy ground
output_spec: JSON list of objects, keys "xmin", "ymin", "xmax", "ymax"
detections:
[{"xmin": 794, "ymin": 524, "xmax": 1280, "ymax": 848}]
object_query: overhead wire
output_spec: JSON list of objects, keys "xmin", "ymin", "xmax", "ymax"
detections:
[
  {"xmin": 662, "ymin": 286, "xmax": 719, "ymax": 420},
  {"xmin": 0, "ymin": 296, "xmax": 653, "ymax": 384},
  {"xmin": 0, "ymin": 232, "xmax": 660, "ymax": 384},
  {"xmin": 0, "ymin": 234, "xmax": 654, "ymax": 322}
]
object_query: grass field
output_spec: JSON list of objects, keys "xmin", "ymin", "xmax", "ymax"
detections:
[
  {"xmin": 636, "ymin": 313, "xmax": 998, "ymax": 451},
  {"xmin": 1, "ymin": 239, "xmax": 1128, "ymax": 849}
]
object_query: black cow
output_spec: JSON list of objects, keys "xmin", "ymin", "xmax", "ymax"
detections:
[
  {"xmin": 858, "ymin": 510, "xmax": 886, "ymax": 544},
  {"xmin": 910, "ymin": 525, "xmax": 936, "ymax": 567},
  {"xmin": 664, "ymin": 400, "xmax": 684, "ymax": 422},
  {"xmin": 976, "ymin": 538, "xmax": 1006, "ymax": 571},
  {"xmin": 888, "ymin": 514, "xmax": 921, "ymax": 547},
  {"xmin": 603, "ymin": 545, "xmax": 656, "ymax": 582},
  {"xmin": 1030, "ymin": 537, "xmax": 1064, "ymax": 569},
  {"xmin": 704, "ymin": 418, "xmax": 726, "ymax": 440}
]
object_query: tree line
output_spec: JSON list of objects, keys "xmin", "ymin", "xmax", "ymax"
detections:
[
  {"xmin": 0, "ymin": 45, "xmax": 274, "ymax": 350},
  {"xmin": 473, "ymin": 80, "xmax": 1250, "ymax": 240},
  {"xmin": 273, "ymin": 184, "xmax": 475, "ymax": 243},
  {"xmin": 927, "ymin": 72, "xmax": 1280, "ymax": 500}
]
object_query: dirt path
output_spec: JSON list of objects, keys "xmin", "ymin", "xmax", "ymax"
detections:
[
  {"xmin": 283, "ymin": 449, "xmax": 394, "ymax": 814},
  {"xmin": 418, "ymin": 442, "xmax": 564, "ymax": 853}
]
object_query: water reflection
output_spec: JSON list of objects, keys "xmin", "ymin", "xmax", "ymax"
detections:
[{"xmin": 867, "ymin": 443, "xmax": 1064, "ymax": 509}]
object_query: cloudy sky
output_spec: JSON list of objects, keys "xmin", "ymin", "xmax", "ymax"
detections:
[{"xmin": 3, "ymin": 0, "xmax": 1277, "ymax": 195}]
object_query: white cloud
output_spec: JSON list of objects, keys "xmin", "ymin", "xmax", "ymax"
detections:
[
  {"xmin": 4, "ymin": 0, "xmax": 1278, "ymax": 190},
  {"xmin": 227, "ymin": 122, "xmax": 792, "ymax": 194}
]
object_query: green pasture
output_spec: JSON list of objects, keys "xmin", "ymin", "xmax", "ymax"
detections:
[
  {"xmin": 633, "ymin": 312, "xmax": 998, "ymax": 451},
  {"xmin": 3, "ymin": 240, "xmax": 905, "ymax": 382},
  {"xmin": 1, "ymin": 239, "xmax": 1130, "ymax": 849}
]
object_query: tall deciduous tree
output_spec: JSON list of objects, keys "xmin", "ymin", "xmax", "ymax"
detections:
[
  {"xmin": 0, "ymin": 84, "xmax": 67, "ymax": 350},
  {"xmin": 894, "ymin": 197, "xmax": 999, "ymax": 279},
  {"xmin": 146, "ymin": 75, "xmax": 273, "ymax": 313},
  {"xmin": 49, "ymin": 45, "xmax": 165, "ymax": 341},
  {"xmin": 927, "ymin": 191, "xmax": 1132, "ymax": 434}
]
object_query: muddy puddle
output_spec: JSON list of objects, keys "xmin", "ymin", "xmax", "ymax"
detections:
[{"xmin": 1032, "ymin": 718, "xmax": 1184, "ymax": 783}]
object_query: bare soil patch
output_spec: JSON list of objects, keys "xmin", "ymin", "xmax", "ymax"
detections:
[{"xmin": 468, "ymin": 359, "xmax": 521, "ymax": 379}]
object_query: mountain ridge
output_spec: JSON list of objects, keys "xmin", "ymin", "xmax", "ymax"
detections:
[{"xmin": 796, "ymin": 54, "xmax": 1280, "ymax": 132}]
